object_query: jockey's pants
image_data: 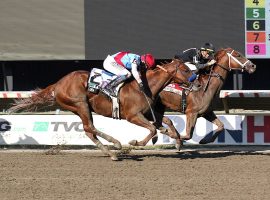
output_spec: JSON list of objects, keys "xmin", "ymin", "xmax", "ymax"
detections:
[{"xmin": 103, "ymin": 55, "xmax": 131, "ymax": 78}]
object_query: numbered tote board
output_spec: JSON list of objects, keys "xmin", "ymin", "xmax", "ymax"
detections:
[{"xmin": 245, "ymin": 0, "xmax": 270, "ymax": 58}]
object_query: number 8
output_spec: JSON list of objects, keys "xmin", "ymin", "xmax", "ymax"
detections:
[{"xmin": 253, "ymin": 45, "xmax": 260, "ymax": 54}]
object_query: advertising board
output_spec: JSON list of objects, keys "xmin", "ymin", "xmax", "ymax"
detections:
[{"xmin": 1, "ymin": 114, "xmax": 269, "ymax": 145}]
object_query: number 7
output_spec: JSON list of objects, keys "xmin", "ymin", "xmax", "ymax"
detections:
[{"xmin": 253, "ymin": 33, "xmax": 259, "ymax": 41}]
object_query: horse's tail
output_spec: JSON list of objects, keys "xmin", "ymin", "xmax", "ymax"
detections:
[{"xmin": 8, "ymin": 84, "xmax": 56, "ymax": 114}]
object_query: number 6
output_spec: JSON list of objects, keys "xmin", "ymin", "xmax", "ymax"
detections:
[{"xmin": 253, "ymin": 21, "xmax": 260, "ymax": 30}]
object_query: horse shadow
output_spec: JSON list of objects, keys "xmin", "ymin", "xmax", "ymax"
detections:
[{"xmin": 116, "ymin": 146, "xmax": 270, "ymax": 161}]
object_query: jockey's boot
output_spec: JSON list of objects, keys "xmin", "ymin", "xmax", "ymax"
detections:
[{"xmin": 103, "ymin": 75, "xmax": 127, "ymax": 97}]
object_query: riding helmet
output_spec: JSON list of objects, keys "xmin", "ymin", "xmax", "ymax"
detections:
[
  {"xmin": 141, "ymin": 54, "xmax": 155, "ymax": 69},
  {"xmin": 200, "ymin": 42, "xmax": 215, "ymax": 53}
]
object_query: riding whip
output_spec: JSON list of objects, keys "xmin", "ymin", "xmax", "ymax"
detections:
[{"xmin": 142, "ymin": 91, "xmax": 156, "ymax": 123}]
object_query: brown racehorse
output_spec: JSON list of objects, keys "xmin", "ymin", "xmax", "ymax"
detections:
[
  {"xmin": 150, "ymin": 48, "xmax": 256, "ymax": 150},
  {"xmin": 8, "ymin": 59, "xmax": 194, "ymax": 160}
]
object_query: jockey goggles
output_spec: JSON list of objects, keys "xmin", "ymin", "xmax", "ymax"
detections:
[{"xmin": 200, "ymin": 48, "xmax": 215, "ymax": 53}]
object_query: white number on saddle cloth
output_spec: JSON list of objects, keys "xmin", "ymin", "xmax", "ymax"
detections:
[
  {"xmin": 163, "ymin": 83, "xmax": 183, "ymax": 95},
  {"xmin": 185, "ymin": 62, "xmax": 197, "ymax": 71},
  {"xmin": 88, "ymin": 68, "xmax": 117, "ymax": 93}
]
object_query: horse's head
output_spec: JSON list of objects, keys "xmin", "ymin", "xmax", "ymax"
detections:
[
  {"xmin": 157, "ymin": 59, "xmax": 195, "ymax": 85},
  {"xmin": 215, "ymin": 48, "xmax": 256, "ymax": 74}
]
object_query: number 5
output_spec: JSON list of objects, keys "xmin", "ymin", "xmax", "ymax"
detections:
[{"xmin": 253, "ymin": 9, "xmax": 259, "ymax": 18}]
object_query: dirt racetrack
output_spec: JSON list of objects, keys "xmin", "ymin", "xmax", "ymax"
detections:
[{"xmin": 0, "ymin": 146, "xmax": 270, "ymax": 200}]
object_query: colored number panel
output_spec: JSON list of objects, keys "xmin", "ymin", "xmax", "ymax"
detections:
[
  {"xmin": 246, "ymin": 44, "xmax": 266, "ymax": 55},
  {"xmin": 246, "ymin": 32, "xmax": 266, "ymax": 42},
  {"xmin": 246, "ymin": 20, "xmax": 265, "ymax": 31},
  {"xmin": 245, "ymin": 0, "xmax": 269, "ymax": 58},
  {"xmin": 246, "ymin": 8, "xmax": 265, "ymax": 18},
  {"xmin": 245, "ymin": 0, "xmax": 265, "ymax": 7}
]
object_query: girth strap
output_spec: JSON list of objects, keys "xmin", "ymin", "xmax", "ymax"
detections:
[{"xmin": 181, "ymin": 89, "xmax": 187, "ymax": 114}]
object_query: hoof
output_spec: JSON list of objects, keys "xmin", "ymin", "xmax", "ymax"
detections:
[
  {"xmin": 159, "ymin": 127, "xmax": 168, "ymax": 134},
  {"xmin": 175, "ymin": 143, "xmax": 181, "ymax": 151},
  {"xmin": 129, "ymin": 140, "xmax": 138, "ymax": 146},
  {"xmin": 114, "ymin": 142, "xmax": 122, "ymax": 150},
  {"xmin": 111, "ymin": 155, "xmax": 119, "ymax": 161},
  {"xmin": 152, "ymin": 135, "xmax": 158, "ymax": 145},
  {"xmin": 199, "ymin": 139, "xmax": 208, "ymax": 144},
  {"xmin": 175, "ymin": 139, "xmax": 183, "ymax": 151}
]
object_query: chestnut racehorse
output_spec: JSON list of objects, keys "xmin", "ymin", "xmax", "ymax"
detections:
[
  {"xmin": 152, "ymin": 48, "xmax": 256, "ymax": 149},
  {"xmin": 8, "ymin": 59, "xmax": 193, "ymax": 160}
]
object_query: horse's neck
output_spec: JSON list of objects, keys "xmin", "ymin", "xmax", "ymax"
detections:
[
  {"xmin": 200, "ymin": 64, "xmax": 229, "ymax": 98},
  {"xmin": 147, "ymin": 69, "xmax": 171, "ymax": 96}
]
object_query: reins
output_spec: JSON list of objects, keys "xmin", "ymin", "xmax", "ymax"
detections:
[{"xmin": 156, "ymin": 60, "xmax": 185, "ymax": 85}]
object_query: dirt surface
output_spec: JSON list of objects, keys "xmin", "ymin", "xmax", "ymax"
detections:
[{"xmin": 0, "ymin": 146, "xmax": 270, "ymax": 200}]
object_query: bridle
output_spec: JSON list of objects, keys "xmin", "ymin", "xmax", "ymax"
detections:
[
  {"xmin": 226, "ymin": 50, "xmax": 250, "ymax": 72},
  {"xmin": 204, "ymin": 49, "xmax": 251, "ymax": 91},
  {"xmin": 216, "ymin": 49, "xmax": 250, "ymax": 72}
]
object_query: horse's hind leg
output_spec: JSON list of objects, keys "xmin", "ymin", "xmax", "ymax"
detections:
[
  {"xmin": 199, "ymin": 111, "xmax": 224, "ymax": 144},
  {"xmin": 78, "ymin": 109, "xmax": 119, "ymax": 160},
  {"xmin": 95, "ymin": 129, "xmax": 122, "ymax": 149},
  {"xmin": 128, "ymin": 113, "xmax": 157, "ymax": 146},
  {"xmin": 57, "ymin": 99, "xmax": 120, "ymax": 160},
  {"xmin": 85, "ymin": 130, "xmax": 119, "ymax": 161}
]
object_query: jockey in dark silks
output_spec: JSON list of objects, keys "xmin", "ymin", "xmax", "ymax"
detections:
[
  {"xmin": 174, "ymin": 43, "xmax": 216, "ymax": 91},
  {"xmin": 174, "ymin": 42, "xmax": 216, "ymax": 73}
]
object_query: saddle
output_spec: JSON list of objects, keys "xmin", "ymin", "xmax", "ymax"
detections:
[
  {"xmin": 88, "ymin": 68, "xmax": 123, "ymax": 119},
  {"xmin": 163, "ymin": 83, "xmax": 190, "ymax": 113}
]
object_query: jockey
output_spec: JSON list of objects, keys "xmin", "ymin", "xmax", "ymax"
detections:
[
  {"xmin": 102, "ymin": 51, "xmax": 155, "ymax": 97},
  {"xmin": 174, "ymin": 42, "xmax": 216, "ymax": 73}
]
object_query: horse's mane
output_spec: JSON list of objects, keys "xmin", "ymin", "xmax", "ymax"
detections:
[
  {"xmin": 214, "ymin": 47, "xmax": 234, "ymax": 61},
  {"xmin": 214, "ymin": 48, "xmax": 225, "ymax": 61}
]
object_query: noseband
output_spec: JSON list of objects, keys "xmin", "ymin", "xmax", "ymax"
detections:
[
  {"xmin": 226, "ymin": 50, "xmax": 250, "ymax": 72},
  {"xmin": 215, "ymin": 49, "xmax": 251, "ymax": 73}
]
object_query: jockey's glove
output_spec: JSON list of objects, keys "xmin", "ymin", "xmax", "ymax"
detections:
[{"xmin": 207, "ymin": 59, "xmax": 216, "ymax": 66}]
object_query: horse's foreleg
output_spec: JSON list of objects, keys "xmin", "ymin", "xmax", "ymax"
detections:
[
  {"xmin": 159, "ymin": 115, "xmax": 182, "ymax": 151},
  {"xmin": 180, "ymin": 112, "xmax": 198, "ymax": 141},
  {"xmin": 199, "ymin": 111, "xmax": 224, "ymax": 144},
  {"xmin": 128, "ymin": 113, "xmax": 157, "ymax": 146}
]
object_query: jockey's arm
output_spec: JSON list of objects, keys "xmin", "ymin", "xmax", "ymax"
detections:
[
  {"xmin": 195, "ymin": 62, "xmax": 209, "ymax": 70},
  {"xmin": 195, "ymin": 59, "xmax": 216, "ymax": 70},
  {"xmin": 131, "ymin": 60, "xmax": 142, "ymax": 84}
]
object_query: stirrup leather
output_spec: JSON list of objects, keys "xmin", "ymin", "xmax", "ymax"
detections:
[{"xmin": 103, "ymin": 85, "xmax": 117, "ymax": 97}]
